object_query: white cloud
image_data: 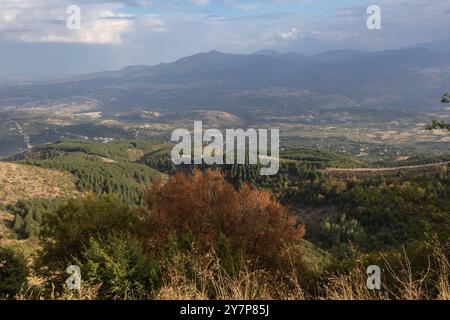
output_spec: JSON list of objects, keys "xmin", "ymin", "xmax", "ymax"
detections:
[
  {"xmin": 223, "ymin": 0, "xmax": 315, "ymax": 11},
  {"xmin": 0, "ymin": 0, "xmax": 166, "ymax": 45},
  {"xmin": 279, "ymin": 27, "xmax": 299, "ymax": 40},
  {"xmin": 262, "ymin": 27, "xmax": 302, "ymax": 44},
  {"xmin": 21, "ymin": 18, "xmax": 132, "ymax": 45}
]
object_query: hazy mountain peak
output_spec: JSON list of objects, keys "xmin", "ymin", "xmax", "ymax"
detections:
[
  {"xmin": 206, "ymin": 50, "xmax": 225, "ymax": 55},
  {"xmin": 312, "ymin": 49, "xmax": 362, "ymax": 62},
  {"xmin": 405, "ymin": 38, "xmax": 450, "ymax": 54},
  {"xmin": 252, "ymin": 49, "xmax": 281, "ymax": 57}
]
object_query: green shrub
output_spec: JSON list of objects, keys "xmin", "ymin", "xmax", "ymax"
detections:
[
  {"xmin": 38, "ymin": 194, "xmax": 140, "ymax": 274},
  {"xmin": 74, "ymin": 235, "xmax": 159, "ymax": 299},
  {"xmin": 0, "ymin": 247, "xmax": 28, "ymax": 299}
]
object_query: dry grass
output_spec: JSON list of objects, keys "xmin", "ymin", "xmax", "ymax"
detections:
[
  {"xmin": 0, "ymin": 162, "xmax": 79, "ymax": 206},
  {"xmin": 154, "ymin": 245, "xmax": 449, "ymax": 301},
  {"xmin": 156, "ymin": 251, "xmax": 282, "ymax": 300},
  {"xmin": 323, "ymin": 244, "xmax": 450, "ymax": 301},
  {"xmin": 435, "ymin": 245, "xmax": 450, "ymax": 300},
  {"xmin": 10, "ymin": 245, "xmax": 450, "ymax": 300}
]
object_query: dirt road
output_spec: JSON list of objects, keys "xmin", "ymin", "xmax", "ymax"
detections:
[
  {"xmin": 321, "ymin": 162, "xmax": 450, "ymax": 174},
  {"xmin": 14, "ymin": 121, "xmax": 32, "ymax": 150}
]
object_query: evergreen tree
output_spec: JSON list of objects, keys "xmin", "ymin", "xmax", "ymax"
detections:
[{"xmin": 0, "ymin": 247, "xmax": 28, "ymax": 299}]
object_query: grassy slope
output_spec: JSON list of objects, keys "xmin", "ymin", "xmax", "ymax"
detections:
[
  {"xmin": 0, "ymin": 162, "xmax": 79, "ymax": 206},
  {"xmin": 0, "ymin": 162, "xmax": 79, "ymax": 254}
]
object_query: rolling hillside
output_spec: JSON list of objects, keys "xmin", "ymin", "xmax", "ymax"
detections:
[
  {"xmin": 0, "ymin": 162, "xmax": 79, "ymax": 206},
  {"xmin": 0, "ymin": 162, "xmax": 79, "ymax": 246}
]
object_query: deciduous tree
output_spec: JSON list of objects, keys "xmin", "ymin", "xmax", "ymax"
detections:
[{"xmin": 143, "ymin": 169, "xmax": 305, "ymax": 270}]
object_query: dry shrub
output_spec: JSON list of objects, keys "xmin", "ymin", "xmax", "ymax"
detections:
[
  {"xmin": 143, "ymin": 169, "xmax": 305, "ymax": 271},
  {"xmin": 323, "ymin": 243, "xmax": 450, "ymax": 300},
  {"xmin": 14, "ymin": 283, "xmax": 103, "ymax": 300},
  {"xmin": 435, "ymin": 244, "xmax": 450, "ymax": 300},
  {"xmin": 156, "ymin": 249, "xmax": 305, "ymax": 300},
  {"xmin": 323, "ymin": 269, "xmax": 388, "ymax": 300},
  {"xmin": 382, "ymin": 247, "xmax": 431, "ymax": 300}
]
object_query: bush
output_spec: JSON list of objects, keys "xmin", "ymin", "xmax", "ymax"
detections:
[
  {"xmin": 38, "ymin": 194, "xmax": 141, "ymax": 274},
  {"xmin": 0, "ymin": 247, "xmax": 28, "ymax": 299},
  {"xmin": 74, "ymin": 235, "xmax": 159, "ymax": 299},
  {"xmin": 143, "ymin": 169, "xmax": 305, "ymax": 272}
]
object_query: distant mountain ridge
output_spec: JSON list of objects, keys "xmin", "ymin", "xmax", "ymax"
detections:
[{"xmin": 1, "ymin": 40, "xmax": 450, "ymax": 111}]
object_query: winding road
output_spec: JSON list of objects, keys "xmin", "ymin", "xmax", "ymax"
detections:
[{"xmin": 321, "ymin": 162, "xmax": 450, "ymax": 175}]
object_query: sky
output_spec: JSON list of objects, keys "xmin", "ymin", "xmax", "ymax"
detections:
[{"xmin": 0, "ymin": 0, "xmax": 449, "ymax": 79}]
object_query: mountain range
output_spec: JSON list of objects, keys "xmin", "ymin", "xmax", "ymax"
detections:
[{"xmin": 1, "ymin": 40, "xmax": 450, "ymax": 112}]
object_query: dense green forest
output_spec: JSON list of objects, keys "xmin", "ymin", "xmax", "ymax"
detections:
[
  {"xmin": 9, "ymin": 198, "xmax": 65, "ymax": 239},
  {"xmin": 21, "ymin": 152, "xmax": 161, "ymax": 205},
  {"xmin": 42, "ymin": 140, "xmax": 167, "ymax": 162},
  {"xmin": 12, "ymin": 140, "xmax": 165, "ymax": 208}
]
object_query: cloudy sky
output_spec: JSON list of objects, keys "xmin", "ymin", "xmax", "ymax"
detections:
[{"xmin": 0, "ymin": 0, "xmax": 449, "ymax": 79}]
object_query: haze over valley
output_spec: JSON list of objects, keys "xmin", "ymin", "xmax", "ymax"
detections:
[{"xmin": 1, "ymin": 41, "xmax": 450, "ymax": 164}]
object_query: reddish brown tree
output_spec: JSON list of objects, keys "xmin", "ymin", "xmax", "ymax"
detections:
[{"xmin": 142, "ymin": 169, "xmax": 305, "ymax": 269}]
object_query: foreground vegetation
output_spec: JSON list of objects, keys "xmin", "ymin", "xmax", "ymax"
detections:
[
  {"xmin": 0, "ymin": 168, "xmax": 448, "ymax": 300},
  {"xmin": 0, "ymin": 134, "xmax": 449, "ymax": 300}
]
